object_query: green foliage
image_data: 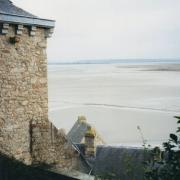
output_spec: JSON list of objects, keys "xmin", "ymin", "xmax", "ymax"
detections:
[{"xmin": 144, "ymin": 116, "xmax": 180, "ymax": 180}]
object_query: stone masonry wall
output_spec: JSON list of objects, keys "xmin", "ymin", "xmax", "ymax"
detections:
[
  {"xmin": 0, "ymin": 24, "xmax": 81, "ymax": 170},
  {"xmin": 0, "ymin": 25, "xmax": 48, "ymax": 164},
  {"xmin": 30, "ymin": 121, "xmax": 80, "ymax": 170}
]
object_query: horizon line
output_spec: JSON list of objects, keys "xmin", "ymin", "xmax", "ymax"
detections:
[{"xmin": 48, "ymin": 58, "xmax": 180, "ymax": 62}]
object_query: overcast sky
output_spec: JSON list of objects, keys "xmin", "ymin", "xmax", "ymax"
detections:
[{"xmin": 13, "ymin": 0, "xmax": 180, "ymax": 61}]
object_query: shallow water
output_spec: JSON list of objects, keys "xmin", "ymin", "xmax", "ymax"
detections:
[{"xmin": 48, "ymin": 63, "xmax": 180, "ymax": 146}]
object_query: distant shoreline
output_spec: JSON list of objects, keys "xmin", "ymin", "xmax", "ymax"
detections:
[
  {"xmin": 116, "ymin": 64, "xmax": 180, "ymax": 72},
  {"xmin": 48, "ymin": 59, "xmax": 180, "ymax": 65}
]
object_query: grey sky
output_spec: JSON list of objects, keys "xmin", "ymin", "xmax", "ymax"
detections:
[{"xmin": 13, "ymin": 0, "xmax": 180, "ymax": 61}]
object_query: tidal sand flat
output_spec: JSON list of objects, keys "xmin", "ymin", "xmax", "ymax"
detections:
[{"xmin": 48, "ymin": 62, "xmax": 180, "ymax": 146}]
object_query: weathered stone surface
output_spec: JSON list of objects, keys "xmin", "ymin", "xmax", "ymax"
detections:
[{"xmin": 0, "ymin": 25, "xmax": 80, "ymax": 171}]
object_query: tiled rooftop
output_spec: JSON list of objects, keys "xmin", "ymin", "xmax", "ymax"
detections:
[{"xmin": 0, "ymin": 0, "xmax": 55, "ymax": 28}]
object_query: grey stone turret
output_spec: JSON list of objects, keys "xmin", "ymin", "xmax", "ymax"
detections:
[{"xmin": 0, "ymin": 0, "xmax": 82, "ymax": 172}]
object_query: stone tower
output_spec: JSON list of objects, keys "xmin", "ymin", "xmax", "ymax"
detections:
[
  {"xmin": 0, "ymin": 0, "xmax": 79, "ymax": 169},
  {"xmin": 0, "ymin": 0, "xmax": 54, "ymax": 164}
]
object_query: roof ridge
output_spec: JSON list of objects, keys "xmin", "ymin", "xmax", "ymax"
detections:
[{"xmin": 0, "ymin": 0, "xmax": 55, "ymax": 28}]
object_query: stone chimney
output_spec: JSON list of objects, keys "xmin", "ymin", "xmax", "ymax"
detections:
[
  {"xmin": 0, "ymin": 0, "xmax": 55, "ymax": 164},
  {"xmin": 77, "ymin": 115, "xmax": 87, "ymax": 123},
  {"xmin": 85, "ymin": 126, "xmax": 96, "ymax": 157}
]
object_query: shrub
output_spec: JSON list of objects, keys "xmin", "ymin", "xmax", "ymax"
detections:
[{"xmin": 144, "ymin": 116, "xmax": 180, "ymax": 180}]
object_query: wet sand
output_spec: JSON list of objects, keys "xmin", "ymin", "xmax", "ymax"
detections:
[{"xmin": 48, "ymin": 63, "xmax": 180, "ymax": 146}]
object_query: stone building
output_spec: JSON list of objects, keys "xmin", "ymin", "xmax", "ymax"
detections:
[
  {"xmin": 0, "ymin": 0, "xmax": 82, "ymax": 172},
  {"xmin": 68, "ymin": 116, "xmax": 149, "ymax": 179},
  {"xmin": 68, "ymin": 116, "xmax": 105, "ymax": 146}
]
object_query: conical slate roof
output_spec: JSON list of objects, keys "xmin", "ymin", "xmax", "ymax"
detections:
[
  {"xmin": 67, "ymin": 116, "xmax": 105, "ymax": 145},
  {"xmin": 0, "ymin": 0, "xmax": 55, "ymax": 28}
]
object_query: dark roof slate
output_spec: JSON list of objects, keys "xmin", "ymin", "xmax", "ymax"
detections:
[
  {"xmin": 0, "ymin": 0, "xmax": 55, "ymax": 28},
  {"xmin": 68, "ymin": 120, "xmax": 89, "ymax": 143},
  {"xmin": 92, "ymin": 146, "xmax": 150, "ymax": 180},
  {"xmin": 0, "ymin": 0, "xmax": 37, "ymax": 18}
]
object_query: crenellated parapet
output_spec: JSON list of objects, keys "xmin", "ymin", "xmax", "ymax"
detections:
[
  {"xmin": 0, "ymin": 0, "xmax": 55, "ymax": 37},
  {"xmin": 0, "ymin": 23, "xmax": 54, "ymax": 38}
]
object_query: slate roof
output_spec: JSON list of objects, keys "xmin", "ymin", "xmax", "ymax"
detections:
[
  {"xmin": 0, "ymin": 0, "xmax": 55, "ymax": 28},
  {"xmin": 67, "ymin": 117, "xmax": 105, "ymax": 145},
  {"xmin": 92, "ymin": 146, "xmax": 150, "ymax": 180},
  {"xmin": 68, "ymin": 119, "xmax": 89, "ymax": 143},
  {"xmin": 68, "ymin": 118, "xmax": 150, "ymax": 179}
]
